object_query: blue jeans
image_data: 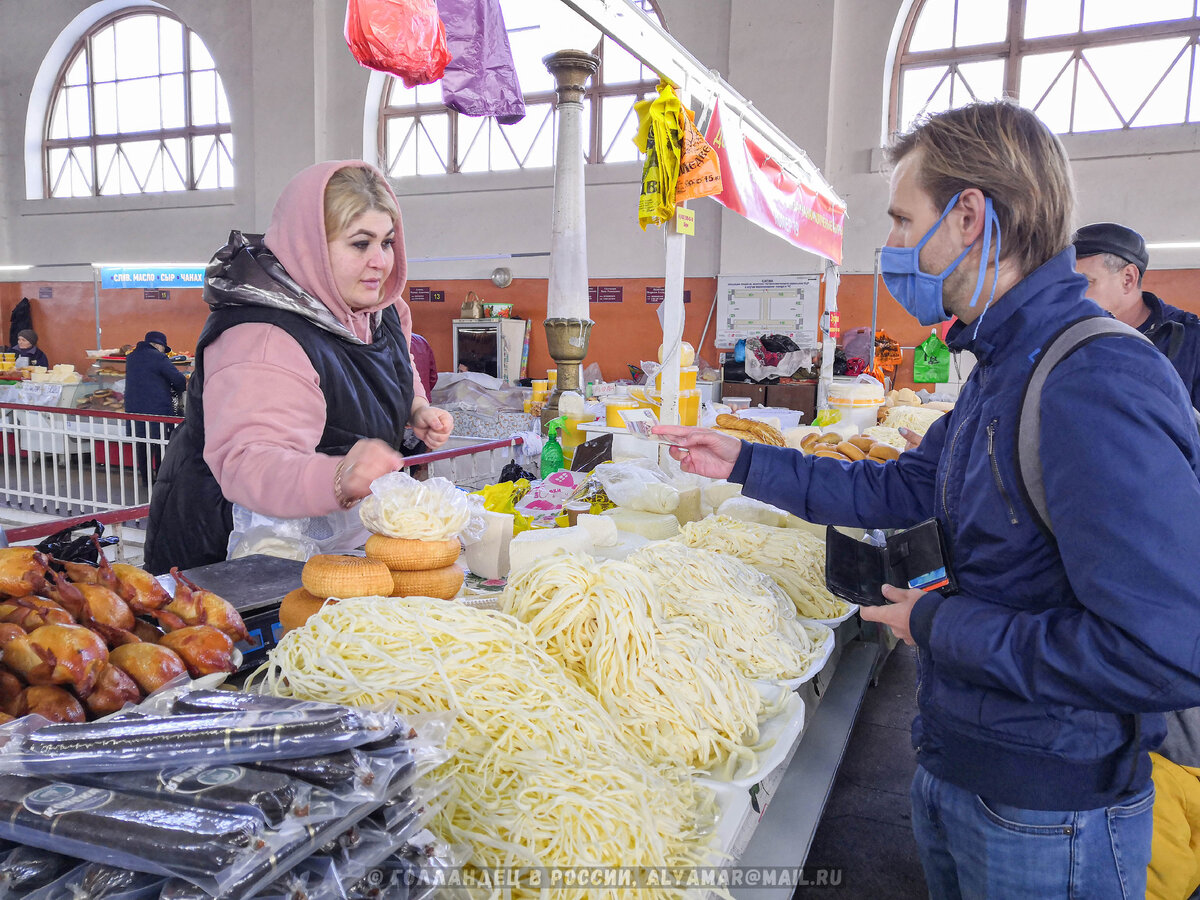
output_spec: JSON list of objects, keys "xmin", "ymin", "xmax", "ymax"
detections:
[{"xmin": 910, "ymin": 764, "xmax": 1154, "ymax": 900}]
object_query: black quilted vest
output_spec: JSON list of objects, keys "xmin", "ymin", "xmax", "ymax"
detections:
[{"xmin": 144, "ymin": 304, "xmax": 413, "ymax": 574}]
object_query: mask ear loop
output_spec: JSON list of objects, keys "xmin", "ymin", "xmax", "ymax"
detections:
[{"xmin": 969, "ymin": 201, "xmax": 1003, "ymax": 340}]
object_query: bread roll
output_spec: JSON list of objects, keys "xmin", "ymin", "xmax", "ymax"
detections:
[
  {"xmin": 301, "ymin": 555, "xmax": 393, "ymax": 599},
  {"xmin": 836, "ymin": 441, "xmax": 867, "ymax": 461},
  {"xmin": 813, "ymin": 448, "xmax": 850, "ymax": 461},
  {"xmin": 848, "ymin": 435, "xmax": 875, "ymax": 452},
  {"xmin": 278, "ymin": 588, "xmax": 334, "ymax": 634},
  {"xmin": 800, "ymin": 432, "xmax": 820, "ymax": 453},
  {"xmin": 389, "ymin": 565, "xmax": 465, "ymax": 601},
  {"xmin": 365, "ymin": 535, "xmax": 461, "ymax": 571},
  {"xmin": 868, "ymin": 443, "xmax": 901, "ymax": 462}
]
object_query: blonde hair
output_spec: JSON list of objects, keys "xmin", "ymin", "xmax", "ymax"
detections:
[
  {"xmin": 323, "ymin": 166, "xmax": 400, "ymax": 239},
  {"xmin": 886, "ymin": 101, "xmax": 1075, "ymax": 278}
]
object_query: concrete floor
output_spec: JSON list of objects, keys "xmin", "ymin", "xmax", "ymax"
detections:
[{"xmin": 794, "ymin": 643, "xmax": 928, "ymax": 899}]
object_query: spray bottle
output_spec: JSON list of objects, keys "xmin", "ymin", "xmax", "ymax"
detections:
[{"xmin": 540, "ymin": 416, "xmax": 567, "ymax": 479}]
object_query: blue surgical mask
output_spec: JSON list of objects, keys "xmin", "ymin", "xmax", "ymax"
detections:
[{"xmin": 880, "ymin": 192, "xmax": 1002, "ymax": 327}]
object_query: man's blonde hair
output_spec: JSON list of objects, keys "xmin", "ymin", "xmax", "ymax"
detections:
[
  {"xmin": 886, "ymin": 101, "xmax": 1075, "ymax": 278},
  {"xmin": 323, "ymin": 165, "xmax": 399, "ymax": 239}
]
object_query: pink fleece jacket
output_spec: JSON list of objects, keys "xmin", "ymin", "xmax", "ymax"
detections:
[{"xmin": 201, "ymin": 161, "xmax": 425, "ymax": 518}]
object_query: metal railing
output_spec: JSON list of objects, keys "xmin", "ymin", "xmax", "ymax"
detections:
[{"xmin": 0, "ymin": 402, "xmax": 181, "ymax": 517}]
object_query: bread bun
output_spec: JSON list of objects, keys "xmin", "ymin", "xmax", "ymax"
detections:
[
  {"xmin": 714, "ymin": 414, "xmax": 786, "ymax": 447},
  {"xmin": 848, "ymin": 435, "xmax": 875, "ymax": 452},
  {"xmin": 812, "ymin": 448, "xmax": 850, "ymax": 461},
  {"xmin": 279, "ymin": 588, "xmax": 334, "ymax": 634},
  {"xmin": 301, "ymin": 555, "xmax": 393, "ymax": 599},
  {"xmin": 390, "ymin": 565, "xmax": 464, "ymax": 601},
  {"xmin": 365, "ymin": 535, "xmax": 461, "ymax": 571},
  {"xmin": 836, "ymin": 441, "xmax": 867, "ymax": 461},
  {"xmin": 800, "ymin": 432, "xmax": 820, "ymax": 452},
  {"xmin": 815, "ymin": 432, "xmax": 843, "ymax": 445},
  {"xmin": 868, "ymin": 443, "xmax": 901, "ymax": 462}
]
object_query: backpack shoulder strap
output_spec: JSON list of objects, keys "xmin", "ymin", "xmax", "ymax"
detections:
[{"xmin": 1016, "ymin": 317, "xmax": 1156, "ymax": 540}]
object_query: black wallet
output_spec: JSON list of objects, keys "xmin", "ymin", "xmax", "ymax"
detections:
[{"xmin": 824, "ymin": 519, "xmax": 957, "ymax": 606}]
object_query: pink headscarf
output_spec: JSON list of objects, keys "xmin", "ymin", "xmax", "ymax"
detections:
[{"xmin": 263, "ymin": 160, "xmax": 408, "ymax": 337}]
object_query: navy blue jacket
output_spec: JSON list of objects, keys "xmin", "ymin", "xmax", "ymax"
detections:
[
  {"xmin": 1140, "ymin": 290, "xmax": 1200, "ymax": 409},
  {"xmin": 10, "ymin": 346, "xmax": 48, "ymax": 369},
  {"xmin": 123, "ymin": 341, "xmax": 186, "ymax": 416},
  {"xmin": 731, "ymin": 248, "xmax": 1200, "ymax": 810}
]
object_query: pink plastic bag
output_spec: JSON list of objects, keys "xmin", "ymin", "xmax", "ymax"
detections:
[{"xmin": 345, "ymin": 0, "xmax": 452, "ymax": 88}]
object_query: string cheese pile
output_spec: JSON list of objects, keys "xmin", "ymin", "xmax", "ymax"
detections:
[
  {"xmin": 677, "ymin": 515, "xmax": 852, "ymax": 619},
  {"xmin": 501, "ymin": 555, "xmax": 776, "ymax": 777},
  {"xmin": 358, "ymin": 475, "xmax": 471, "ymax": 540},
  {"xmin": 255, "ymin": 596, "xmax": 719, "ymax": 898},
  {"xmin": 626, "ymin": 541, "xmax": 830, "ymax": 683}
]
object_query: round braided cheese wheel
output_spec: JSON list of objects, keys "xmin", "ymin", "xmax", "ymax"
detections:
[
  {"xmin": 279, "ymin": 588, "xmax": 335, "ymax": 635},
  {"xmin": 365, "ymin": 535, "xmax": 461, "ymax": 571},
  {"xmin": 301, "ymin": 555, "xmax": 393, "ymax": 599},
  {"xmin": 389, "ymin": 564, "xmax": 464, "ymax": 600}
]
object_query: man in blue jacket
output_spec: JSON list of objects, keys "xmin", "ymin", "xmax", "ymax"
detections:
[
  {"xmin": 656, "ymin": 101, "xmax": 1200, "ymax": 899},
  {"xmin": 124, "ymin": 330, "xmax": 186, "ymax": 480}
]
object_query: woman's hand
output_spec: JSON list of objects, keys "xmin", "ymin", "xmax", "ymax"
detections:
[
  {"xmin": 650, "ymin": 425, "xmax": 743, "ymax": 479},
  {"xmin": 337, "ymin": 438, "xmax": 405, "ymax": 504},
  {"xmin": 410, "ymin": 404, "xmax": 454, "ymax": 450}
]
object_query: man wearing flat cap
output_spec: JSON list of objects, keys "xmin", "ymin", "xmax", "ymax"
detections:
[
  {"xmin": 124, "ymin": 330, "xmax": 187, "ymax": 480},
  {"xmin": 1074, "ymin": 222, "xmax": 1200, "ymax": 407}
]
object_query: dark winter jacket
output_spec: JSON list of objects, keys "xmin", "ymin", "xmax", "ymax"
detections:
[
  {"xmin": 11, "ymin": 346, "xmax": 48, "ymax": 369},
  {"xmin": 731, "ymin": 248, "xmax": 1200, "ymax": 810},
  {"xmin": 145, "ymin": 232, "xmax": 414, "ymax": 574},
  {"xmin": 1140, "ymin": 290, "xmax": 1200, "ymax": 410},
  {"xmin": 123, "ymin": 341, "xmax": 186, "ymax": 416}
]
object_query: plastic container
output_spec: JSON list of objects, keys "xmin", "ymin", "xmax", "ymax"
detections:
[
  {"xmin": 654, "ymin": 366, "xmax": 698, "ymax": 391},
  {"xmin": 531, "ymin": 379, "xmax": 548, "ymax": 393},
  {"xmin": 547, "ymin": 369, "xmax": 558, "ymax": 390},
  {"xmin": 604, "ymin": 396, "xmax": 641, "ymax": 427},
  {"xmin": 483, "ymin": 302, "xmax": 513, "ymax": 318},
  {"xmin": 826, "ymin": 378, "xmax": 885, "ymax": 435},
  {"xmin": 679, "ymin": 388, "xmax": 700, "ymax": 426},
  {"xmin": 724, "ymin": 395, "xmax": 751, "ymax": 411},
  {"xmin": 561, "ymin": 415, "xmax": 591, "ymax": 462}
]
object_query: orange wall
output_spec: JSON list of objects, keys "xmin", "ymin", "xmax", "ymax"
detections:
[
  {"xmin": 3, "ymin": 267, "xmax": 1199, "ymax": 390},
  {"xmin": 1, "ymin": 282, "xmax": 209, "ymax": 374}
]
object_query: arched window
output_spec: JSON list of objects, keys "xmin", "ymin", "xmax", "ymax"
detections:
[
  {"xmin": 379, "ymin": 0, "xmax": 665, "ymax": 176},
  {"xmin": 44, "ymin": 7, "xmax": 233, "ymax": 197},
  {"xmin": 889, "ymin": 1, "xmax": 1200, "ymax": 136}
]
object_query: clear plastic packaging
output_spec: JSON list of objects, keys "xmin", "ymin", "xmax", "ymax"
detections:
[
  {"xmin": 358, "ymin": 472, "xmax": 485, "ymax": 544},
  {"xmin": 0, "ymin": 844, "xmax": 76, "ymax": 898},
  {"xmin": 24, "ymin": 862, "xmax": 165, "ymax": 900},
  {"xmin": 0, "ymin": 698, "xmax": 401, "ymax": 775}
]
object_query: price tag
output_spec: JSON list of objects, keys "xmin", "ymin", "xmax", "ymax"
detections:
[{"xmin": 674, "ymin": 208, "xmax": 696, "ymax": 235}]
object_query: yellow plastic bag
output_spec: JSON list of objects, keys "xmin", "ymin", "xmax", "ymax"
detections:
[
  {"xmin": 473, "ymin": 480, "xmax": 535, "ymax": 535},
  {"xmin": 633, "ymin": 82, "xmax": 684, "ymax": 229},
  {"xmin": 675, "ymin": 107, "xmax": 722, "ymax": 202}
]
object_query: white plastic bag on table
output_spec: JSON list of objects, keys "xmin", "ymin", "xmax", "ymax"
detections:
[
  {"xmin": 226, "ymin": 504, "xmax": 367, "ymax": 562},
  {"xmin": 592, "ymin": 460, "xmax": 680, "ymax": 514}
]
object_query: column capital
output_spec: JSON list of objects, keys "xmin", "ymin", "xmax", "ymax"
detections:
[{"xmin": 542, "ymin": 50, "xmax": 600, "ymax": 106}]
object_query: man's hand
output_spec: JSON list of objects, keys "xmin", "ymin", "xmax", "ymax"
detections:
[
  {"xmin": 411, "ymin": 405, "xmax": 454, "ymax": 450},
  {"xmin": 651, "ymin": 425, "xmax": 743, "ymax": 479},
  {"xmin": 857, "ymin": 583, "xmax": 923, "ymax": 646}
]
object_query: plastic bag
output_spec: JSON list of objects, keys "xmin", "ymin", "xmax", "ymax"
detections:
[
  {"xmin": 226, "ymin": 504, "xmax": 366, "ymax": 562},
  {"xmin": 592, "ymin": 461, "xmax": 680, "ymax": 514},
  {"xmin": 913, "ymin": 329, "xmax": 950, "ymax": 383},
  {"xmin": 633, "ymin": 82, "xmax": 684, "ymax": 229},
  {"xmin": 472, "ymin": 480, "xmax": 533, "ymax": 535},
  {"xmin": 344, "ymin": 0, "xmax": 451, "ymax": 88},
  {"xmin": 359, "ymin": 472, "xmax": 485, "ymax": 543},
  {"xmin": 675, "ymin": 107, "xmax": 722, "ymax": 202},
  {"xmin": 437, "ymin": 0, "xmax": 525, "ymax": 124},
  {"xmin": 36, "ymin": 521, "xmax": 116, "ymax": 566}
]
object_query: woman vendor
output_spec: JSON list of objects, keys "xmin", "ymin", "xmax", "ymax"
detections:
[{"xmin": 145, "ymin": 161, "xmax": 453, "ymax": 573}]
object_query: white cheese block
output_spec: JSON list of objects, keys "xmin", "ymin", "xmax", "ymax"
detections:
[
  {"xmin": 703, "ymin": 481, "xmax": 743, "ymax": 513},
  {"xmin": 673, "ymin": 487, "xmax": 702, "ymax": 525},
  {"xmin": 464, "ymin": 510, "xmax": 514, "ymax": 580},
  {"xmin": 508, "ymin": 526, "xmax": 593, "ymax": 576},
  {"xmin": 576, "ymin": 513, "xmax": 620, "ymax": 548},
  {"xmin": 717, "ymin": 496, "xmax": 789, "ymax": 527},
  {"xmin": 601, "ymin": 508, "xmax": 680, "ymax": 540}
]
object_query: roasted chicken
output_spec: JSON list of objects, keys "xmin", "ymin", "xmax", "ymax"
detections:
[
  {"xmin": 42, "ymin": 573, "xmax": 135, "ymax": 633},
  {"xmin": 110, "ymin": 563, "xmax": 171, "ymax": 613},
  {"xmin": 0, "ymin": 595, "xmax": 74, "ymax": 630},
  {"xmin": 3, "ymin": 623, "xmax": 108, "ymax": 696},
  {"xmin": 160, "ymin": 569, "xmax": 249, "ymax": 643},
  {"xmin": 108, "ymin": 642, "xmax": 189, "ymax": 694},
  {"xmin": 157, "ymin": 625, "xmax": 236, "ymax": 678},
  {"xmin": 0, "ymin": 548, "xmax": 49, "ymax": 597},
  {"xmin": 13, "ymin": 685, "xmax": 87, "ymax": 723},
  {"xmin": 0, "ymin": 670, "xmax": 22, "ymax": 715},
  {"xmin": 83, "ymin": 663, "xmax": 143, "ymax": 717}
]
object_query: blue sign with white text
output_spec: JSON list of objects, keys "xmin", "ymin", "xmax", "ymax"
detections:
[{"xmin": 100, "ymin": 266, "xmax": 205, "ymax": 290}]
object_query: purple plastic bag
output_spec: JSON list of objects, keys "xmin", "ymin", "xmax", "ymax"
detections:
[{"xmin": 436, "ymin": 0, "xmax": 526, "ymax": 124}]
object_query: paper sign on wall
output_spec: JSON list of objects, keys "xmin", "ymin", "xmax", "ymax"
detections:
[{"xmin": 715, "ymin": 275, "xmax": 821, "ymax": 349}]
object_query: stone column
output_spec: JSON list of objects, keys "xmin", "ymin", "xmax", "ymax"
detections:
[{"xmin": 541, "ymin": 50, "xmax": 599, "ymax": 423}]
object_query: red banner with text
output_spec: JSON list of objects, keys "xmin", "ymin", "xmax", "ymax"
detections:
[{"xmin": 704, "ymin": 101, "xmax": 846, "ymax": 264}]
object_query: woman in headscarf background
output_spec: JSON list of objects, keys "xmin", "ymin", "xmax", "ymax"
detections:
[{"xmin": 145, "ymin": 161, "xmax": 453, "ymax": 573}]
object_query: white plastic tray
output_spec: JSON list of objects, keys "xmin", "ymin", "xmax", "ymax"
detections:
[
  {"xmin": 697, "ymin": 683, "xmax": 805, "ymax": 789},
  {"xmin": 776, "ymin": 621, "xmax": 835, "ymax": 690},
  {"xmin": 808, "ymin": 600, "xmax": 859, "ymax": 627}
]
